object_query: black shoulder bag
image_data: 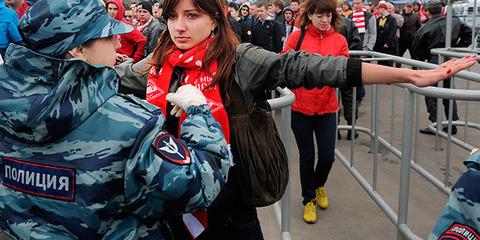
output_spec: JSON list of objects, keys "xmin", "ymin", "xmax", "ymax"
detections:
[{"xmin": 226, "ymin": 81, "xmax": 289, "ymax": 207}]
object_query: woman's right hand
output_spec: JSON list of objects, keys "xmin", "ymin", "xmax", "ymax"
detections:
[
  {"xmin": 166, "ymin": 84, "xmax": 207, "ymax": 117},
  {"xmin": 410, "ymin": 56, "xmax": 478, "ymax": 87}
]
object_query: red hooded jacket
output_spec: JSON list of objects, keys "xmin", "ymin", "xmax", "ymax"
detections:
[
  {"xmin": 106, "ymin": 0, "xmax": 147, "ymax": 63},
  {"xmin": 282, "ymin": 24, "xmax": 349, "ymax": 116}
]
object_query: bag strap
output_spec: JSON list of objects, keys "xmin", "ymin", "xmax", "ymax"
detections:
[{"xmin": 295, "ymin": 28, "xmax": 306, "ymax": 51}]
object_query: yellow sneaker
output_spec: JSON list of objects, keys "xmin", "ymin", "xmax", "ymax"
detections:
[
  {"xmin": 303, "ymin": 201, "xmax": 317, "ymax": 224},
  {"xmin": 316, "ymin": 187, "xmax": 329, "ymax": 209}
]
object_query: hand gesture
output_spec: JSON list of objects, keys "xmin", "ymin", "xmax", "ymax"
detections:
[{"xmin": 410, "ymin": 56, "xmax": 478, "ymax": 87}]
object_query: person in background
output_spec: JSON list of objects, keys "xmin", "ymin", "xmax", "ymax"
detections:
[
  {"xmin": 251, "ymin": 0, "xmax": 283, "ymax": 53},
  {"xmin": 272, "ymin": 0, "xmax": 285, "ymax": 24},
  {"xmin": 290, "ymin": 0, "xmax": 301, "ymax": 18},
  {"xmin": 123, "ymin": 7, "xmax": 135, "ymax": 23},
  {"xmin": 106, "ymin": 0, "xmax": 147, "ymax": 64},
  {"xmin": 399, "ymin": 2, "xmax": 421, "ymax": 59},
  {"xmin": 282, "ymin": 0, "xmax": 350, "ymax": 224},
  {"xmin": 387, "ymin": 2, "xmax": 404, "ymax": 64},
  {"xmin": 135, "ymin": 1, "xmax": 165, "ymax": 57},
  {"xmin": 413, "ymin": 1, "xmax": 428, "ymax": 24},
  {"xmin": 337, "ymin": 0, "xmax": 362, "ymax": 140},
  {"xmin": 226, "ymin": 0, "xmax": 242, "ymax": 39},
  {"xmin": 153, "ymin": 2, "xmax": 162, "ymax": 18},
  {"xmin": 238, "ymin": 2, "xmax": 254, "ymax": 42},
  {"xmin": 373, "ymin": 1, "xmax": 397, "ymax": 66},
  {"xmin": 342, "ymin": 1, "xmax": 352, "ymax": 17},
  {"xmin": 129, "ymin": 1, "xmax": 137, "ymax": 11},
  {"xmin": 250, "ymin": 2, "xmax": 258, "ymax": 19},
  {"xmin": 412, "ymin": 0, "xmax": 472, "ymax": 135},
  {"xmin": 0, "ymin": 0, "xmax": 22, "ymax": 59},
  {"xmin": 350, "ymin": 0, "xmax": 376, "ymax": 52},
  {"xmin": 0, "ymin": 0, "xmax": 232, "ymax": 239},
  {"xmin": 350, "ymin": 0, "xmax": 376, "ymax": 105},
  {"xmin": 127, "ymin": 0, "xmax": 475, "ymax": 237},
  {"xmin": 267, "ymin": 2, "xmax": 276, "ymax": 20},
  {"xmin": 281, "ymin": 6, "xmax": 299, "ymax": 47},
  {"xmin": 228, "ymin": 1, "xmax": 240, "ymax": 20}
]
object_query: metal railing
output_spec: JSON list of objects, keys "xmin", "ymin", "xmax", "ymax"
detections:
[
  {"xmin": 267, "ymin": 87, "xmax": 295, "ymax": 240},
  {"xmin": 342, "ymin": 50, "xmax": 480, "ymax": 239},
  {"xmin": 269, "ymin": 50, "xmax": 480, "ymax": 240}
]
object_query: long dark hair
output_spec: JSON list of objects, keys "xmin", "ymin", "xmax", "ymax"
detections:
[
  {"xmin": 151, "ymin": 0, "xmax": 240, "ymax": 94},
  {"xmin": 299, "ymin": 0, "xmax": 343, "ymax": 32}
]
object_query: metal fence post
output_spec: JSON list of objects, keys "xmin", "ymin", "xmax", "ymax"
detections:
[
  {"xmin": 280, "ymin": 105, "xmax": 292, "ymax": 240},
  {"xmin": 435, "ymin": 55, "xmax": 445, "ymax": 151},
  {"xmin": 397, "ymin": 89, "xmax": 415, "ymax": 240}
]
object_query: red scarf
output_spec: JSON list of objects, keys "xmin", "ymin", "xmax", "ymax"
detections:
[{"xmin": 147, "ymin": 38, "xmax": 230, "ymax": 143}]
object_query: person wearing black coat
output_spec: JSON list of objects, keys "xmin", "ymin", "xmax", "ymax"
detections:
[
  {"xmin": 338, "ymin": 16, "xmax": 362, "ymax": 140},
  {"xmin": 399, "ymin": 3, "xmax": 421, "ymax": 58},
  {"xmin": 411, "ymin": 0, "xmax": 472, "ymax": 135},
  {"xmin": 373, "ymin": 2, "xmax": 397, "ymax": 66},
  {"xmin": 251, "ymin": 2, "xmax": 283, "ymax": 53}
]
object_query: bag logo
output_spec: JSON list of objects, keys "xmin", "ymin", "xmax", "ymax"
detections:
[
  {"xmin": 440, "ymin": 223, "xmax": 480, "ymax": 240},
  {"xmin": 2, "ymin": 157, "xmax": 76, "ymax": 202},
  {"xmin": 152, "ymin": 132, "xmax": 191, "ymax": 165}
]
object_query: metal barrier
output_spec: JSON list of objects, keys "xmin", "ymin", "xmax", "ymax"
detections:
[
  {"xmin": 269, "ymin": 50, "xmax": 480, "ymax": 240},
  {"xmin": 267, "ymin": 87, "xmax": 295, "ymax": 240},
  {"xmin": 339, "ymin": 51, "xmax": 480, "ymax": 239}
]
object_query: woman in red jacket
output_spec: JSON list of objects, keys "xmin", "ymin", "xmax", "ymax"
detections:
[{"xmin": 282, "ymin": 0, "xmax": 349, "ymax": 224}]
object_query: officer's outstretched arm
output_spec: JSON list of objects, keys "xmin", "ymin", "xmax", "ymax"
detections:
[{"xmin": 124, "ymin": 104, "xmax": 232, "ymax": 218}]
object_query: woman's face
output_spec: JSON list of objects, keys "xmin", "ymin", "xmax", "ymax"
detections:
[
  {"xmin": 240, "ymin": 6, "xmax": 249, "ymax": 17},
  {"xmin": 308, "ymin": 11, "xmax": 332, "ymax": 31},
  {"xmin": 167, "ymin": 0, "xmax": 217, "ymax": 50},
  {"xmin": 78, "ymin": 37, "xmax": 120, "ymax": 68}
]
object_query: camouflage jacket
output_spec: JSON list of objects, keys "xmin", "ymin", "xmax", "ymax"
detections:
[
  {"xmin": 428, "ymin": 150, "xmax": 480, "ymax": 240},
  {"xmin": 0, "ymin": 44, "xmax": 232, "ymax": 240}
]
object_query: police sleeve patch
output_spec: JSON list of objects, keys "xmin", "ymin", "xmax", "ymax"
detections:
[
  {"xmin": 440, "ymin": 223, "xmax": 480, "ymax": 240},
  {"xmin": 2, "ymin": 157, "xmax": 76, "ymax": 202},
  {"xmin": 152, "ymin": 131, "xmax": 191, "ymax": 165}
]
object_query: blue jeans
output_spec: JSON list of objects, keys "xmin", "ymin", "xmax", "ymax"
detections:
[
  {"xmin": 291, "ymin": 111, "xmax": 337, "ymax": 204},
  {"xmin": 198, "ymin": 204, "xmax": 264, "ymax": 240}
]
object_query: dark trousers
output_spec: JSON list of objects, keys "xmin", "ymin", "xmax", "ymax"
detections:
[
  {"xmin": 398, "ymin": 38, "xmax": 413, "ymax": 58},
  {"xmin": 339, "ymin": 87, "xmax": 359, "ymax": 123},
  {"xmin": 291, "ymin": 111, "xmax": 336, "ymax": 204},
  {"xmin": 425, "ymin": 78, "xmax": 459, "ymax": 123},
  {"xmin": 198, "ymin": 204, "xmax": 264, "ymax": 240}
]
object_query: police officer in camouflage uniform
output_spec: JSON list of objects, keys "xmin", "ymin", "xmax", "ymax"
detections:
[
  {"xmin": 0, "ymin": 0, "xmax": 232, "ymax": 239},
  {"xmin": 429, "ymin": 150, "xmax": 480, "ymax": 240}
]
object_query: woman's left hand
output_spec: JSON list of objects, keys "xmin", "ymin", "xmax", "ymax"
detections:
[{"xmin": 410, "ymin": 56, "xmax": 478, "ymax": 87}]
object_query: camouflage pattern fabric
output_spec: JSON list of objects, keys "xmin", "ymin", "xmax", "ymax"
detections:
[
  {"xmin": 0, "ymin": 42, "xmax": 231, "ymax": 239},
  {"xmin": 428, "ymin": 150, "xmax": 480, "ymax": 240},
  {"xmin": 19, "ymin": 0, "xmax": 133, "ymax": 57}
]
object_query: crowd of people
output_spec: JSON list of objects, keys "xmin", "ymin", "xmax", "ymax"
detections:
[{"xmin": 0, "ymin": 0, "xmax": 478, "ymax": 239}]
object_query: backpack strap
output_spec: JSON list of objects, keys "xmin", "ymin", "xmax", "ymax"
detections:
[{"xmin": 295, "ymin": 28, "xmax": 306, "ymax": 51}]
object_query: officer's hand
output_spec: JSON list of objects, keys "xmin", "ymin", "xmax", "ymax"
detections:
[{"xmin": 166, "ymin": 85, "xmax": 207, "ymax": 117}]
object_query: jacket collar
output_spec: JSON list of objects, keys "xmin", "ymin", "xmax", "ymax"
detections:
[{"xmin": 308, "ymin": 23, "xmax": 335, "ymax": 39}]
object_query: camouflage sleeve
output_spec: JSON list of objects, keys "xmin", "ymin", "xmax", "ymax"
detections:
[
  {"xmin": 428, "ymin": 155, "xmax": 480, "ymax": 240},
  {"xmin": 123, "ymin": 104, "xmax": 232, "ymax": 219}
]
